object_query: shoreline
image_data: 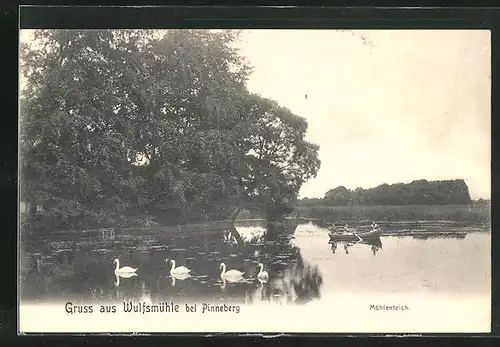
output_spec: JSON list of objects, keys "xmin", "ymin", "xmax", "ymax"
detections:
[{"xmin": 295, "ymin": 204, "xmax": 490, "ymax": 224}]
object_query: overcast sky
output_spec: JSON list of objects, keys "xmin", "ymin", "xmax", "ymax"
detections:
[
  {"xmin": 20, "ymin": 29, "xmax": 491, "ymax": 199},
  {"xmin": 235, "ymin": 30, "xmax": 491, "ymax": 199}
]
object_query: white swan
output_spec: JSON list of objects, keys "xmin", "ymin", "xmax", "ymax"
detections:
[
  {"xmin": 257, "ymin": 263, "xmax": 269, "ymax": 282},
  {"xmin": 113, "ymin": 259, "xmax": 137, "ymax": 274},
  {"xmin": 220, "ymin": 262, "xmax": 245, "ymax": 282},
  {"xmin": 168, "ymin": 259, "xmax": 191, "ymax": 275}
]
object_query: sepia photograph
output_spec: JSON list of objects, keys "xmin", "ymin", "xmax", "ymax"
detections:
[{"xmin": 18, "ymin": 28, "xmax": 491, "ymax": 333}]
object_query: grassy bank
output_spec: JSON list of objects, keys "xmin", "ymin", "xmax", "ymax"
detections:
[{"xmin": 295, "ymin": 204, "xmax": 490, "ymax": 223}]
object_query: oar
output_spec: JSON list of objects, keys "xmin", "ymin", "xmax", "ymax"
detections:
[{"xmin": 354, "ymin": 232, "xmax": 363, "ymax": 242}]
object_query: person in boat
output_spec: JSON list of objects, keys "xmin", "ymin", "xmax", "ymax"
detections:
[
  {"xmin": 328, "ymin": 222, "xmax": 339, "ymax": 231},
  {"xmin": 342, "ymin": 224, "xmax": 349, "ymax": 234},
  {"xmin": 343, "ymin": 223, "xmax": 353, "ymax": 234},
  {"xmin": 341, "ymin": 223, "xmax": 363, "ymax": 242}
]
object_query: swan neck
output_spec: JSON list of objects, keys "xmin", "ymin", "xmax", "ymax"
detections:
[
  {"xmin": 115, "ymin": 260, "xmax": 120, "ymax": 271},
  {"xmin": 171, "ymin": 260, "xmax": 176, "ymax": 271},
  {"xmin": 220, "ymin": 263, "xmax": 226, "ymax": 276}
]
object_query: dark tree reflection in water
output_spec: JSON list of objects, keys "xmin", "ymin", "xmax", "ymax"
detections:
[
  {"xmin": 19, "ymin": 223, "xmax": 323, "ymax": 306},
  {"xmin": 19, "ymin": 221, "xmax": 491, "ymax": 311},
  {"xmin": 244, "ymin": 224, "xmax": 323, "ymax": 305}
]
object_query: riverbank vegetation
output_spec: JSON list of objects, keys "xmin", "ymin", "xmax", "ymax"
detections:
[
  {"xmin": 20, "ymin": 29, "xmax": 320, "ymax": 233},
  {"xmin": 295, "ymin": 204, "xmax": 490, "ymax": 224},
  {"xmin": 296, "ymin": 180, "xmax": 490, "ymax": 223}
]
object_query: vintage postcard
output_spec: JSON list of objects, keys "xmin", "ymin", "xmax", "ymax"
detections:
[{"xmin": 18, "ymin": 28, "xmax": 491, "ymax": 333}]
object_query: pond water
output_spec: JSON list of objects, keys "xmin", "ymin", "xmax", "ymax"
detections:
[{"xmin": 19, "ymin": 221, "xmax": 490, "ymax": 307}]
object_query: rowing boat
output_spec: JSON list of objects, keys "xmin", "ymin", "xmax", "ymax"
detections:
[{"xmin": 328, "ymin": 228, "xmax": 382, "ymax": 242}]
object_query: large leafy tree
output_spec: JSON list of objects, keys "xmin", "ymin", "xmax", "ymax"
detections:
[
  {"xmin": 20, "ymin": 29, "xmax": 321, "ymax": 233},
  {"xmin": 242, "ymin": 95, "xmax": 321, "ymax": 220},
  {"xmin": 149, "ymin": 30, "xmax": 254, "ymax": 222},
  {"xmin": 20, "ymin": 30, "xmax": 139, "ymax": 230}
]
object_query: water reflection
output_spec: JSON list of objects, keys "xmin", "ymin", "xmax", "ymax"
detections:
[
  {"xmin": 219, "ymin": 276, "xmax": 251, "ymax": 289},
  {"xmin": 21, "ymin": 221, "xmax": 488, "ymax": 306},
  {"xmin": 114, "ymin": 272, "xmax": 138, "ymax": 287},
  {"xmin": 330, "ymin": 238, "xmax": 383, "ymax": 256},
  {"xmin": 258, "ymin": 277, "xmax": 268, "ymax": 285},
  {"xmin": 170, "ymin": 273, "xmax": 191, "ymax": 287},
  {"xmin": 244, "ymin": 259, "xmax": 322, "ymax": 305},
  {"xmin": 114, "ymin": 275, "xmax": 142, "ymax": 302},
  {"xmin": 411, "ymin": 233, "xmax": 467, "ymax": 240},
  {"xmin": 20, "ymin": 223, "xmax": 323, "ymax": 306}
]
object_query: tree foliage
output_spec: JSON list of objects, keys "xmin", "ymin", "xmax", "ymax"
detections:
[
  {"xmin": 300, "ymin": 179, "xmax": 472, "ymax": 207},
  {"xmin": 20, "ymin": 29, "xmax": 320, "ymax": 232},
  {"xmin": 242, "ymin": 95, "xmax": 320, "ymax": 219}
]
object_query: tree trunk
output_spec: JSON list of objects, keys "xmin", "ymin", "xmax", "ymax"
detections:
[
  {"xmin": 265, "ymin": 208, "xmax": 284, "ymax": 223},
  {"xmin": 230, "ymin": 207, "xmax": 242, "ymax": 221}
]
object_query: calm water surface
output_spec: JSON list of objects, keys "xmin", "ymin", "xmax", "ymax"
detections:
[{"xmin": 19, "ymin": 222, "xmax": 490, "ymax": 305}]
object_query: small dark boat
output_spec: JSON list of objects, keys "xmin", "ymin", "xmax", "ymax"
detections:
[{"xmin": 328, "ymin": 228, "xmax": 382, "ymax": 242}]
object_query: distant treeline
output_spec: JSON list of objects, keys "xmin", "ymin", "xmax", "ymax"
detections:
[{"xmin": 299, "ymin": 179, "xmax": 475, "ymax": 207}]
